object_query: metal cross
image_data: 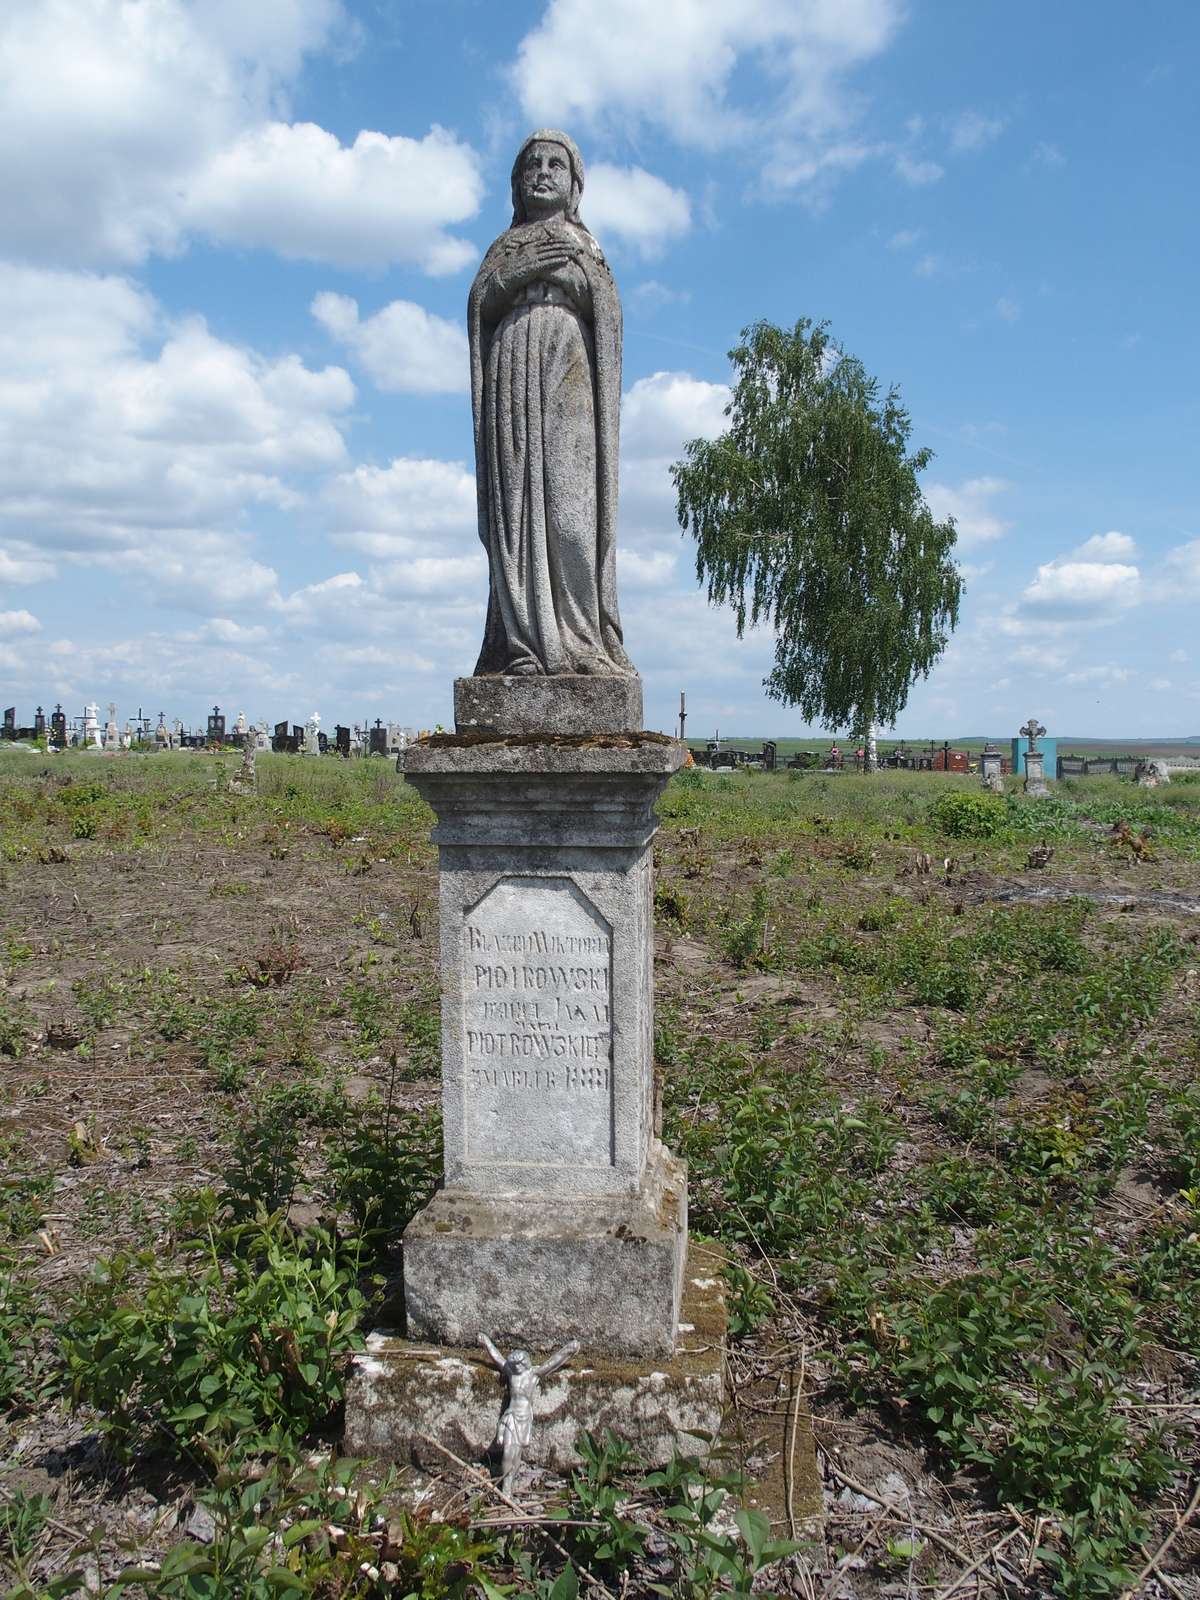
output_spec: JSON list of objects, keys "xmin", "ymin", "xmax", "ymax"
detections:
[{"xmin": 1019, "ymin": 717, "xmax": 1046, "ymax": 751}]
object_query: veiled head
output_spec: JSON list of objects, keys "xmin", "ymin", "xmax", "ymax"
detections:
[{"xmin": 510, "ymin": 129, "xmax": 586, "ymax": 228}]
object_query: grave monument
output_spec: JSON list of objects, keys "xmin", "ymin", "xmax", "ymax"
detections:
[
  {"xmin": 980, "ymin": 742, "xmax": 1004, "ymax": 793},
  {"xmin": 1020, "ymin": 716, "xmax": 1049, "ymax": 797},
  {"xmin": 346, "ymin": 130, "xmax": 724, "ymax": 1474}
]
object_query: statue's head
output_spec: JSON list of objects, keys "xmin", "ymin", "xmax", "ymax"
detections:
[
  {"xmin": 511, "ymin": 130, "xmax": 586, "ymax": 228},
  {"xmin": 507, "ymin": 1348, "xmax": 533, "ymax": 1374}
]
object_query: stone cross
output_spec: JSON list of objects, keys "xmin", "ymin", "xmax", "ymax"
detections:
[{"xmin": 1019, "ymin": 717, "xmax": 1046, "ymax": 751}]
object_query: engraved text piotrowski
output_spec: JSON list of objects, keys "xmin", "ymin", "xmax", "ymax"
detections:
[{"xmin": 461, "ymin": 877, "xmax": 613, "ymax": 1169}]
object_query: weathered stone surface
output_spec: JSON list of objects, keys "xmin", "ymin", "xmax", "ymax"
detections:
[
  {"xmin": 1136, "ymin": 759, "xmax": 1170, "ymax": 788},
  {"xmin": 980, "ymin": 745, "xmax": 1004, "ymax": 793},
  {"xmin": 401, "ymin": 738, "xmax": 686, "ymax": 1207},
  {"xmin": 459, "ymin": 875, "xmax": 615, "ymax": 1172},
  {"xmin": 404, "ymin": 1143, "xmax": 686, "ymax": 1357},
  {"xmin": 1024, "ymin": 749, "xmax": 1049, "ymax": 797},
  {"xmin": 345, "ymin": 1243, "xmax": 724, "ymax": 1471},
  {"xmin": 454, "ymin": 675, "xmax": 643, "ymax": 737},
  {"xmin": 470, "ymin": 133, "xmax": 634, "ymax": 679},
  {"xmin": 399, "ymin": 734, "xmax": 689, "ymax": 1353}
]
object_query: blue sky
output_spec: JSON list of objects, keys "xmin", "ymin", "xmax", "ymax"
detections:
[{"xmin": 1, "ymin": 0, "xmax": 1197, "ymax": 739}]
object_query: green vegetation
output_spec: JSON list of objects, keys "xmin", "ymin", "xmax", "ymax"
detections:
[
  {"xmin": 673, "ymin": 318, "xmax": 961, "ymax": 733},
  {"xmin": 0, "ymin": 752, "xmax": 1197, "ymax": 1596}
]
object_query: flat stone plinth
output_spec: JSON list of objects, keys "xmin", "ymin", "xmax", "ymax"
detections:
[
  {"xmin": 345, "ymin": 1243, "xmax": 725, "ymax": 1473},
  {"xmin": 404, "ymin": 1144, "xmax": 686, "ymax": 1359},
  {"xmin": 454, "ymin": 675, "xmax": 643, "ymax": 737}
]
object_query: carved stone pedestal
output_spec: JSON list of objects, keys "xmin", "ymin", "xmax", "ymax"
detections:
[
  {"xmin": 343, "ymin": 694, "xmax": 725, "ymax": 1472},
  {"xmin": 1024, "ymin": 749, "xmax": 1049, "ymax": 797},
  {"xmin": 345, "ymin": 1242, "xmax": 726, "ymax": 1472},
  {"xmin": 395, "ymin": 721, "xmax": 688, "ymax": 1358},
  {"xmin": 980, "ymin": 746, "xmax": 1004, "ymax": 793}
]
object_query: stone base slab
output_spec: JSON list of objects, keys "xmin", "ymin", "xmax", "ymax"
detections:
[
  {"xmin": 454, "ymin": 675, "xmax": 643, "ymax": 737},
  {"xmin": 345, "ymin": 1242, "xmax": 725, "ymax": 1473},
  {"xmin": 403, "ymin": 1145, "xmax": 687, "ymax": 1359}
]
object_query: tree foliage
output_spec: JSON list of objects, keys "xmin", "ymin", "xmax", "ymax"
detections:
[{"xmin": 672, "ymin": 318, "xmax": 963, "ymax": 732}]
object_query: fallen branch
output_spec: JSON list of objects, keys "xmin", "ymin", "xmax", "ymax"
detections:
[
  {"xmin": 934, "ymin": 1527, "xmax": 1022, "ymax": 1599},
  {"xmin": 417, "ymin": 1432, "xmax": 618, "ymax": 1600},
  {"xmin": 817, "ymin": 1444, "xmax": 972, "ymax": 1568},
  {"xmin": 1120, "ymin": 1479, "xmax": 1200, "ymax": 1600}
]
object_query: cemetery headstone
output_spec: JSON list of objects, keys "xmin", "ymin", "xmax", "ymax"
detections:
[
  {"xmin": 1136, "ymin": 759, "xmax": 1169, "ymax": 788},
  {"xmin": 2, "ymin": 708, "xmax": 14, "ymax": 740},
  {"xmin": 980, "ymin": 742, "xmax": 1004, "ymax": 793},
  {"xmin": 207, "ymin": 705, "xmax": 226, "ymax": 744},
  {"xmin": 346, "ymin": 129, "xmax": 727, "ymax": 1478},
  {"xmin": 335, "ymin": 724, "xmax": 351, "ymax": 758},
  {"xmin": 368, "ymin": 718, "xmax": 387, "ymax": 757},
  {"xmin": 84, "ymin": 703, "xmax": 102, "ymax": 748},
  {"xmin": 305, "ymin": 713, "xmax": 320, "ymax": 756},
  {"xmin": 272, "ymin": 720, "xmax": 289, "ymax": 753},
  {"xmin": 231, "ymin": 734, "xmax": 257, "ymax": 794},
  {"xmin": 1019, "ymin": 716, "xmax": 1049, "ymax": 796},
  {"xmin": 50, "ymin": 706, "xmax": 67, "ymax": 747}
]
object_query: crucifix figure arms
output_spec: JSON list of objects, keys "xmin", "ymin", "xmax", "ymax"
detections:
[
  {"xmin": 481, "ymin": 1334, "xmax": 580, "ymax": 1495},
  {"xmin": 1019, "ymin": 717, "xmax": 1046, "ymax": 750}
]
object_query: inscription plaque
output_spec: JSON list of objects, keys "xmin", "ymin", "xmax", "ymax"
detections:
[{"xmin": 462, "ymin": 876, "xmax": 613, "ymax": 1170}]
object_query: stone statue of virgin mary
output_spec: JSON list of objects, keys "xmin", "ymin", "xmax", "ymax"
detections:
[{"xmin": 468, "ymin": 131, "xmax": 635, "ymax": 678}]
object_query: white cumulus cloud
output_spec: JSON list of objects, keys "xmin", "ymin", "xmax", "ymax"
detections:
[
  {"xmin": 620, "ymin": 371, "xmax": 730, "ymax": 550},
  {"xmin": 1064, "ymin": 664, "xmax": 1135, "ymax": 685},
  {"xmin": 0, "ymin": 609, "xmax": 41, "ymax": 635},
  {"xmin": 511, "ymin": 0, "xmax": 902, "ymax": 205},
  {"xmin": 311, "ymin": 293, "xmax": 469, "ymax": 394},
  {"xmin": 1023, "ymin": 559, "xmax": 1141, "ymax": 615},
  {"xmin": 948, "ymin": 111, "xmax": 1006, "ymax": 153},
  {"xmin": 326, "ymin": 458, "xmax": 477, "ymax": 554},
  {"xmin": 186, "ymin": 123, "xmax": 482, "ymax": 273},
  {"xmin": 0, "ymin": 0, "xmax": 482, "ymax": 272},
  {"xmin": 1071, "ymin": 531, "xmax": 1138, "ymax": 562},
  {"xmin": 0, "ymin": 262, "xmax": 355, "ymax": 608},
  {"xmin": 924, "ymin": 477, "xmax": 1011, "ymax": 549},
  {"xmin": 894, "ymin": 153, "xmax": 944, "ymax": 186},
  {"xmin": 584, "ymin": 164, "xmax": 692, "ymax": 258}
]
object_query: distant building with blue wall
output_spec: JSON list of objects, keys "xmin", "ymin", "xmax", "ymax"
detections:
[{"xmin": 1012, "ymin": 737, "xmax": 1058, "ymax": 781}]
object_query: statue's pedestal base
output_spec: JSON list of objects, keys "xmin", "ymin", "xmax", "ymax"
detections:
[
  {"xmin": 1024, "ymin": 752, "xmax": 1049, "ymax": 797},
  {"xmin": 454, "ymin": 674, "xmax": 642, "ymax": 737},
  {"xmin": 344, "ymin": 1241, "xmax": 726, "ymax": 1473},
  {"xmin": 398, "ymin": 730, "xmax": 689, "ymax": 1359},
  {"xmin": 404, "ymin": 1143, "xmax": 686, "ymax": 1359}
]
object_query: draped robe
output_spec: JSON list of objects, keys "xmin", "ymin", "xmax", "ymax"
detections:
[{"xmin": 468, "ymin": 219, "xmax": 633, "ymax": 677}]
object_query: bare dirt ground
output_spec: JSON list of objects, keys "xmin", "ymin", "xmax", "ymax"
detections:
[{"xmin": 1, "ymin": 754, "xmax": 1197, "ymax": 1597}]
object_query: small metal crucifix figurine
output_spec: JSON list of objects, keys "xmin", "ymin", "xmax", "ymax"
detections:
[
  {"xmin": 1019, "ymin": 716, "xmax": 1046, "ymax": 751},
  {"xmin": 481, "ymin": 1334, "xmax": 580, "ymax": 1495}
]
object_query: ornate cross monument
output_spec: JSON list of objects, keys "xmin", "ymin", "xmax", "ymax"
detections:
[
  {"xmin": 1019, "ymin": 715, "xmax": 1049, "ymax": 796},
  {"xmin": 345, "ymin": 130, "xmax": 724, "ymax": 1477},
  {"xmin": 1019, "ymin": 716, "xmax": 1045, "ymax": 751}
]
